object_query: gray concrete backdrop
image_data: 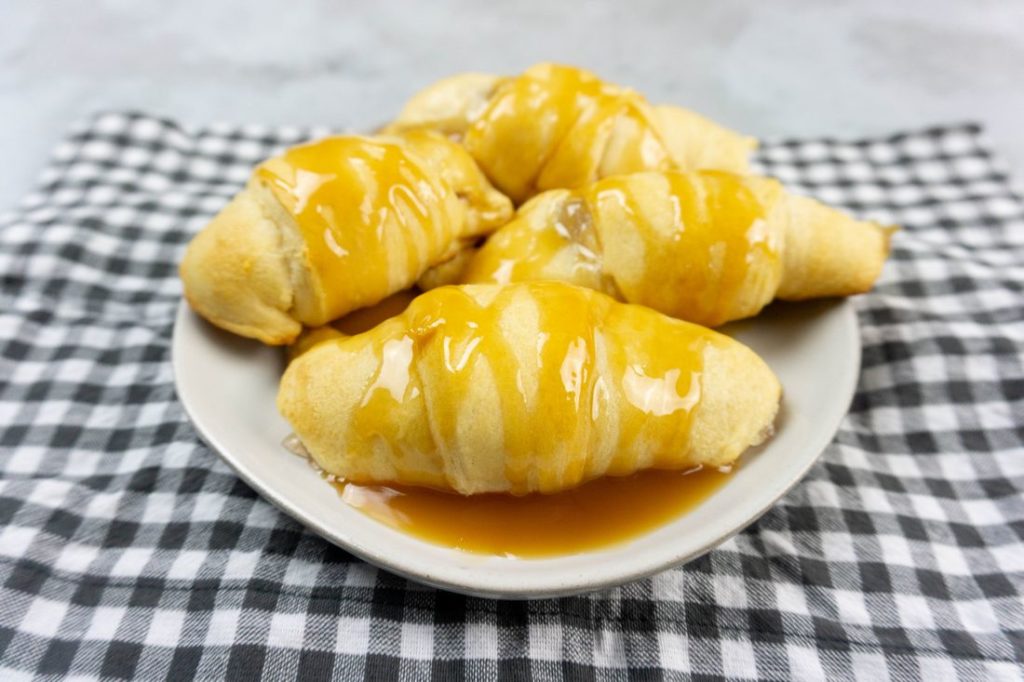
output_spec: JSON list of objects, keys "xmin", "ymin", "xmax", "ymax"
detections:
[{"xmin": 2, "ymin": 1, "xmax": 1022, "ymax": 210}]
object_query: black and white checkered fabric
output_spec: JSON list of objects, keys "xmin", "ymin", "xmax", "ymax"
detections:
[{"xmin": 0, "ymin": 112, "xmax": 1021, "ymax": 680}]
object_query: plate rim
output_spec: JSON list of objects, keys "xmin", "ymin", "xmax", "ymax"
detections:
[{"xmin": 172, "ymin": 300, "xmax": 861, "ymax": 599}]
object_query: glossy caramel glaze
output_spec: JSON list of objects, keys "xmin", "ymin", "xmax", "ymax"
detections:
[
  {"xmin": 463, "ymin": 64, "xmax": 672, "ymax": 202},
  {"xmin": 256, "ymin": 133, "xmax": 511, "ymax": 326},
  {"xmin": 332, "ymin": 465, "xmax": 732, "ymax": 557},
  {"xmin": 462, "ymin": 171, "xmax": 784, "ymax": 327},
  {"xmin": 278, "ymin": 282, "xmax": 767, "ymax": 495},
  {"xmin": 459, "ymin": 191, "xmax": 614, "ymax": 294},
  {"xmin": 361, "ymin": 283, "xmax": 706, "ymax": 492}
]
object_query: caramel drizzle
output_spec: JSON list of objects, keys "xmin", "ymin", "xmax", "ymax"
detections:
[
  {"xmin": 340, "ymin": 283, "xmax": 714, "ymax": 494},
  {"xmin": 464, "ymin": 171, "xmax": 780, "ymax": 327},
  {"xmin": 463, "ymin": 64, "xmax": 672, "ymax": 202},
  {"xmin": 256, "ymin": 135, "xmax": 456, "ymax": 325}
]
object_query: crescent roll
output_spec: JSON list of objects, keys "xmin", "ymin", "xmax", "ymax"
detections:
[
  {"xmin": 461, "ymin": 171, "xmax": 895, "ymax": 327},
  {"xmin": 278, "ymin": 281, "xmax": 781, "ymax": 495},
  {"xmin": 386, "ymin": 63, "xmax": 755, "ymax": 203},
  {"xmin": 180, "ymin": 131, "xmax": 512, "ymax": 345}
]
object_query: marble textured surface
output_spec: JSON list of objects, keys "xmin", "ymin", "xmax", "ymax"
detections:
[{"xmin": 1, "ymin": 0, "xmax": 1022, "ymax": 210}]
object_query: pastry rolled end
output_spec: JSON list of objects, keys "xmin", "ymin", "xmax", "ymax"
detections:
[
  {"xmin": 652, "ymin": 105, "xmax": 758, "ymax": 175},
  {"xmin": 688, "ymin": 341, "xmax": 781, "ymax": 469},
  {"xmin": 179, "ymin": 188, "xmax": 303, "ymax": 345},
  {"xmin": 777, "ymin": 194, "xmax": 896, "ymax": 301},
  {"xmin": 386, "ymin": 73, "xmax": 501, "ymax": 137}
]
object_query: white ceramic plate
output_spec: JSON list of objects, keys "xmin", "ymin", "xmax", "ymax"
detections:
[{"xmin": 173, "ymin": 298, "xmax": 859, "ymax": 599}]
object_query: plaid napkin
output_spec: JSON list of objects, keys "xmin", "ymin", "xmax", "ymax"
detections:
[{"xmin": 0, "ymin": 113, "xmax": 1021, "ymax": 680}]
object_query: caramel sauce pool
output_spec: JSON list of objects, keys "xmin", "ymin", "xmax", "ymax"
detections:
[{"xmin": 329, "ymin": 466, "xmax": 732, "ymax": 557}]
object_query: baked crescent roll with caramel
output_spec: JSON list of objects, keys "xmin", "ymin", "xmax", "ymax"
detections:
[
  {"xmin": 180, "ymin": 131, "xmax": 512, "ymax": 345},
  {"xmin": 278, "ymin": 282, "xmax": 781, "ymax": 495},
  {"xmin": 461, "ymin": 171, "xmax": 895, "ymax": 328},
  {"xmin": 386, "ymin": 63, "xmax": 755, "ymax": 203}
]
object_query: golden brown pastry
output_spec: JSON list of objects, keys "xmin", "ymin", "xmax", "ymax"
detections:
[
  {"xmin": 460, "ymin": 171, "xmax": 895, "ymax": 327},
  {"xmin": 386, "ymin": 63, "xmax": 755, "ymax": 203},
  {"xmin": 278, "ymin": 281, "xmax": 781, "ymax": 495},
  {"xmin": 180, "ymin": 131, "xmax": 512, "ymax": 345}
]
